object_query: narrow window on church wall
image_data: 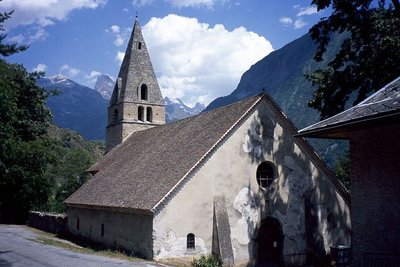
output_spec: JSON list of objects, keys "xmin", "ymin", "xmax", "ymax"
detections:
[
  {"xmin": 187, "ymin": 233, "xmax": 195, "ymax": 249},
  {"xmin": 77, "ymin": 218, "xmax": 80, "ymax": 230},
  {"xmin": 140, "ymin": 84, "xmax": 148, "ymax": 100},
  {"xmin": 147, "ymin": 107, "xmax": 153, "ymax": 122},
  {"xmin": 138, "ymin": 42, "xmax": 142, "ymax": 50},
  {"xmin": 138, "ymin": 106, "xmax": 144, "ymax": 121},
  {"xmin": 112, "ymin": 109, "xmax": 118, "ymax": 124},
  {"xmin": 101, "ymin": 224, "xmax": 105, "ymax": 237}
]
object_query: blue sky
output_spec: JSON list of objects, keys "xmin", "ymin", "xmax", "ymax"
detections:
[{"xmin": 1, "ymin": 0, "xmax": 329, "ymax": 106}]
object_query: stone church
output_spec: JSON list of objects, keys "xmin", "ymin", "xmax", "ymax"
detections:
[{"xmin": 65, "ymin": 17, "xmax": 351, "ymax": 266}]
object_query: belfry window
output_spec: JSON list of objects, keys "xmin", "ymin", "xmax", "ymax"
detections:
[
  {"xmin": 138, "ymin": 42, "xmax": 142, "ymax": 50},
  {"xmin": 256, "ymin": 162, "xmax": 275, "ymax": 188},
  {"xmin": 146, "ymin": 107, "xmax": 153, "ymax": 122},
  {"xmin": 187, "ymin": 233, "xmax": 195, "ymax": 249},
  {"xmin": 138, "ymin": 106, "xmax": 144, "ymax": 121},
  {"xmin": 140, "ymin": 84, "xmax": 148, "ymax": 100},
  {"xmin": 112, "ymin": 109, "xmax": 118, "ymax": 124}
]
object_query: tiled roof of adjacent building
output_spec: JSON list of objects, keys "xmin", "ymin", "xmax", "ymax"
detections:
[
  {"xmin": 65, "ymin": 94, "xmax": 263, "ymax": 213},
  {"xmin": 298, "ymin": 76, "xmax": 400, "ymax": 138}
]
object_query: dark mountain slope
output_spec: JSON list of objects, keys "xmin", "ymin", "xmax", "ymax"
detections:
[
  {"xmin": 38, "ymin": 76, "xmax": 108, "ymax": 140},
  {"xmin": 205, "ymin": 33, "xmax": 347, "ymax": 166},
  {"xmin": 206, "ymin": 33, "xmax": 344, "ymax": 129}
]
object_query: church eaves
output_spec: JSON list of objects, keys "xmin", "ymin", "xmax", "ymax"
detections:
[{"xmin": 66, "ymin": 93, "xmax": 350, "ymax": 213}]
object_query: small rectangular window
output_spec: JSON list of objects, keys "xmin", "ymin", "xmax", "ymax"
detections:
[
  {"xmin": 77, "ymin": 218, "xmax": 80, "ymax": 230},
  {"xmin": 187, "ymin": 233, "xmax": 195, "ymax": 249},
  {"xmin": 101, "ymin": 224, "xmax": 104, "ymax": 237}
]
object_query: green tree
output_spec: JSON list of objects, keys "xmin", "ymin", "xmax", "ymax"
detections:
[
  {"xmin": 0, "ymin": 9, "xmax": 53, "ymax": 223},
  {"xmin": 334, "ymin": 152, "xmax": 350, "ymax": 190},
  {"xmin": 0, "ymin": 10, "xmax": 27, "ymax": 56},
  {"xmin": 307, "ymin": 0, "xmax": 400, "ymax": 119},
  {"xmin": 44, "ymin": 144, "xmax": 95, "ymax": 212}
]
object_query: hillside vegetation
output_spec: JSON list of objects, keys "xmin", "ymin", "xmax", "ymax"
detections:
[{"xmin": 43, "ymin": 125, "xmax": 104, "ymax": 212}]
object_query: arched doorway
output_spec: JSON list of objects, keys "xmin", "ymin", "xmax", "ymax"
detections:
[{"xmin": 257, "ymin": 217, "xmax": 284, "ymax": 267}]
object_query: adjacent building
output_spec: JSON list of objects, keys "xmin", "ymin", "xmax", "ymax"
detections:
[{"xmin": 298, "ymin": 77, "xmax": 400, "ymax": 266}]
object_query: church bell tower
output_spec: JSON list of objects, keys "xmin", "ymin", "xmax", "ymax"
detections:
[{"xmin": 106, "ymin": 16, "xmax": 165, "ymax": 152}]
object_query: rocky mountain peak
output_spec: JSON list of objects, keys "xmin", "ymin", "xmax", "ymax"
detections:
[{"xmin": 94, "ymin": 74, "xmax": 114, "ymax": 100}]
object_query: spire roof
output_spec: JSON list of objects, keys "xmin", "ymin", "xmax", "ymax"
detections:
[{"xmin": 109, "ymin": 17, "xmax": 163, "ymax": 106}]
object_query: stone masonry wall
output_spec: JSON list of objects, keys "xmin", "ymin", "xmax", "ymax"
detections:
[{"xmin": 27, "ymin": 211, "xmax": 68, "ymax": 235}]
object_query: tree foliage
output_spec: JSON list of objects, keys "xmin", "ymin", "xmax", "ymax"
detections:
[
  {"xmin": 0, "ymin": 9, "xmax": 27, "ymax": 56},
  {"xmin": 0, "ymin": 9, "xmax": 102, "ymax": 222},
  {"xmin": 0, "ymin": 8, "xmax": 50, "ymax": 222},
  {"xmin": 43, "ymin": 128, "xmax": 102, "ymax": 212},
  {"xmin": 0, "ymin": 60, "xmax": 54, "ymax": 223},
  {"xmin": 334, "ymin": 152, "xmax": 350, "ymax": 190},
  {"xmin": 307, "ymin": 0, "xmax": 400, "ymax": 119}
]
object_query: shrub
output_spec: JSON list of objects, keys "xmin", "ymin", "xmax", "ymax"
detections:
[{"xmin": 192, "ymin": 254, "xmax": 222, "ymax": 267}]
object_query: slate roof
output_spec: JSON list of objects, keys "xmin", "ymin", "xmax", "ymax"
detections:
[
  {"xmin": 65, "ymin": 94, "xmax": 263, "ymax": 213},
  {"xmin": 298, "ymin": 76, "xmax": 400, "ymax": 138},
  {"xmin": 66, "ymin": 93, "xmax": 351, "ymax": 214}
]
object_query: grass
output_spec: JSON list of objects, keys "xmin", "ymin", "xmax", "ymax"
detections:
[{"xmin": 28, "ymin": 226, "xmax": 145, "ymax": 262}]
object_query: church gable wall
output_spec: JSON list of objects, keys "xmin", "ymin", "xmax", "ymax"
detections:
[
  {"xmin": 67, "ymin": 207, "xmax": 153, "ymax": 259},
  {"xmin": 153, "ymin": 100, "xmax": 350, "ymax": 265}
]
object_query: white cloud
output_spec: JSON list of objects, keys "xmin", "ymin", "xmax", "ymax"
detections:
[
  {"xmin": 294, "ymin": 18, "xmax": 307, "ymax": 29},
  {"xmin": 84, "ymin": 70, "xmax": 102, "ymax": 87},
  {"xmin": 107, "ymin": 25, "xmax": 131, "ymax": 47},
  {"xmin": 114, "ymin": 36, "xmax": 125, "ymax": 46},
  {"xmin": 85, "ymin": 70, "xmax": 102, "ymax": 79},
  {"xmin": 115, "ymin": 51, "xmax": 125, "ymax": 63},
  {"xmin": 131, "ymin": 0, "xmax": 224, "ymax": 8},
  {"xmin": 142, "ymin": 14, "xmax": 273, "ymax": 106},
  {"xmin": 122, "ymin": 8, "xmax": 129, "ymax": 12},
  {"xmin": 33, "ymin": 63, "xmax": 47, "ymax": 72},
  {"xmin": 0, "ymin": 0, "xmax": 108, "ymax": 28},
  {"xmin": 132, "ymin": 0, "xmax": 154, "ymax": 6},
  {"xmin": 167, "ymin": 0, "xmax": 216, "ymax": 9},
  {"xmin": 60, "ymin": 64, "xmax": 80, "ymax": 77},
  {"xmin": 296, "ymin": 6, "xmax": 319, "ymax": 16},
  {"xmin": 110, "ymin": 25, "xmax": 120, "ymax": 33},
  {"xmin": 279, "ymin": 17, "xmax": 293, "ymax": 26},
  {"xmin": 0, "ymin": 0, "xmax": 107, "ymax": 43},
  {"xmin": 8, "ymin": 34, "xmax": 25, "ymax": 44}
]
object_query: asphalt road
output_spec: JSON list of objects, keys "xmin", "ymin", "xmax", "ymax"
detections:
[{"xmin": 0, "ymin": 224, "xmax": 164, "ymax": 267}]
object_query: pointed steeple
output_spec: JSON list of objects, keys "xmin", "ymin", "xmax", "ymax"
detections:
[{"xmin": 106, "ymin": 16, "xmax": 165, "ymax": 152}]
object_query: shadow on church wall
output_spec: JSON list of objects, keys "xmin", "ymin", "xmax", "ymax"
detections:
[{"xmin": 240, "ymin": 106, "xmax": 351, "ymax": 266}]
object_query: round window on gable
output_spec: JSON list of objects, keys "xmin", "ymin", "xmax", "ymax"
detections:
[{"xmin": 256, "ymin": 162, "xmax": 276, "ymax": 188}]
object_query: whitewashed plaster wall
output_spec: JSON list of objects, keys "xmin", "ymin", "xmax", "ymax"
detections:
[{"xmin": 153, "ymin": 101, "xmax": 351, "ymax": 264}]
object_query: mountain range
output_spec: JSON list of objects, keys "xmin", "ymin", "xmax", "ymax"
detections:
[
  {"xmin": 205, "ymin": 32, "xmax": 347, "ymax": 166},
  {"xmin": 164, "ymin": 97, "xmax": 205, "ymax": 123},
  {"xmin": 40, "ymin": 32, "xmax": 346, "ymax": 166},
  {"xmin": 39, "ymin": 74, "xmax": 205, "ymax": 140},
  {"xmin": 38, "ymin": 75, "xmax": 108, "ymax": 141}
]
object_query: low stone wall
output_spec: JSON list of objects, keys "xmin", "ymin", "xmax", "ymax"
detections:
[{"xmin": 27, "ymin": 211, "xmax": 68, "ymax": 235}]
